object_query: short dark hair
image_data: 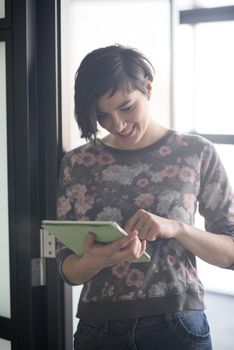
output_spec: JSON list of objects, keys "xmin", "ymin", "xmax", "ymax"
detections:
[{"xmin": 74, "ymin": 44, "xmax": 155, "ymax": 140}]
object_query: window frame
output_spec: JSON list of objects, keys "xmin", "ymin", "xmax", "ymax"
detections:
[{"xmin": 178, "ymin": 5, "xmax": 234, "ymax": 146}]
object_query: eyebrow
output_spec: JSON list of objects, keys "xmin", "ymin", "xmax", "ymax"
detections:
[{"xmin": 96, "ymin": 99, "xmax": 132, "ymax": 115}]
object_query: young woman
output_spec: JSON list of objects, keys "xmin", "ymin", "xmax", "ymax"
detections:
[{"xmin": 57, "ymin": 44, "xmax": 234, "ymax": 350}]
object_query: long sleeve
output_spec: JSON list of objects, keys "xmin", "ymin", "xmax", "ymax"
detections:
[
  {"xmin": 198, "ymin": 142, "xmax": 234, "ymax": 269},
  {"xmin": 56, "ymin": 152, "xmax": 79, "ymax": 285}
]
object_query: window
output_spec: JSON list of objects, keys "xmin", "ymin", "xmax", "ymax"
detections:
[{"xmin": 174, "ymin": 1, "xmax": 234, "ymax": 294}]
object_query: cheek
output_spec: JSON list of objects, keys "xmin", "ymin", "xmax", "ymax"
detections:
[
  {"xmin": 130, "ymin": 105, "xmax": 146, "ymax": 123},
  {"xmin": 98, "ymin": 119, "xmax": 110, "ymax": 131}
]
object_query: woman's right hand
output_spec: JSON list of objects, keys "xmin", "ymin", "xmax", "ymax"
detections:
[
  {"xmin": 62, "ymin": 230, "xmax": 146, "ymax": 285},
  {"xmin": 83, "ymin": 230, "xmax": 146, "ymax": 269}
]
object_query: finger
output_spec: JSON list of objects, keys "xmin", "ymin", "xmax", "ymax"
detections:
[
  {"xmin": 125, "ymin": 212, "xmax": 141, "ymax": 232},
  {"xmin": 104, "ymin": 230, "xmax": 137, "ymax": 256},
  {"xmin": 121, "ymin": 230, "xmax": 139, "ymax": 248},
  {"xmin": 135, "ymin": 238, "xmax": 144, "ymax": 257},
  {"xmin": 111, "ymin": 235, "xmax": 141, "ymax": 262},
  {"xmin": 137, "ymin": 221, "xmax": 153, "ymax": 240},
  {"xmin": 139, "ymin": 240, "xmax": 147, "ymax": 256},
  {"xmin": 146, "ymin": 228, "xmax": 157, "ymax": 241},
  {"xmin": 83, "ymin": 232, "xmax": 96, "ymax": 251},
  {"xmin": 123, "ymin": 237, "xmax": 146, "ymax": 261},
  {"xmin": 141, "ymin": 239, "xmax": 147, "ymax": 252}
]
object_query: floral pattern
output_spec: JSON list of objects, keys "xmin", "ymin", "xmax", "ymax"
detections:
[{"xmin": 56, "ymin": 130, "xmax": 234, "ymax": 318}]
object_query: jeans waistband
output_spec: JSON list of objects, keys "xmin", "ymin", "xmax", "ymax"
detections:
[{"xmin": 81, "ymin": 313, "xmax": 168, "ymax": 329}]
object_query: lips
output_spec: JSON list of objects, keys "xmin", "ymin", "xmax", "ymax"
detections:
[{"xmin": 118, "ymin": 124, "xmax": 134, "ymax": 137}]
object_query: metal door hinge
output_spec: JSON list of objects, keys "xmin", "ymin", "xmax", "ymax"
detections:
[
  {"xmin": 40, "ymin": 228, "xmax": 56, "ymax": 258},
  {"xmin": 31, "ymin": 229, "xmax": 56, "ymax": 287},
  {"xmin": 31, "ymin": 257, "xmax": 46, "ymax": 287}
]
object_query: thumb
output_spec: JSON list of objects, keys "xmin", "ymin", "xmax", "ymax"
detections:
[{"xmin": 83, "ymin": 232, "xmax": 95, "ymax": 250}]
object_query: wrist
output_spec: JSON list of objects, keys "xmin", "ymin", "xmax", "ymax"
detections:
[
  {"xmin": 81, "ymin": 253, "xmax": 107, "ymax": 273},
  {"xmin": 174, "ymin": 220, "xmax": 187, "ymax": 240}
]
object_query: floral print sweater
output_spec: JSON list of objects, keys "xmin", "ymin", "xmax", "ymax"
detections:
[{"xmin": 56, "ymin": 129, "xmax": 234, "ymax": 321}]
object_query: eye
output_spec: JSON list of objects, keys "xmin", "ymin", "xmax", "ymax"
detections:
[{"xmin": 120, "ymin": 104, "xmax": 133, "ymax": 112}]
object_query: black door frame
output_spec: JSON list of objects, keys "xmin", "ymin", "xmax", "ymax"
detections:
[{"xmin": 0, "ymin": 0, "xmax": 66, "ymax": 349}]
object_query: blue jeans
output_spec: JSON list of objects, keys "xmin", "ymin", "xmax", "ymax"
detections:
[{"xmin": 74, "ymin": 310, "xmax": 212, "ymax": 350}]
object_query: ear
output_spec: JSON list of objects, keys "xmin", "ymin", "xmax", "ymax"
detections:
[{"xmin": 145, "ymin": 79, "xmax": 153, "ymax": 100}]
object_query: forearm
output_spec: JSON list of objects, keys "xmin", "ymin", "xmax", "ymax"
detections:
[
  {"xmin": 62, "ymin": 253, "xmax": 104, "ymax": 285},
  {"xmin": 176, "ymin": 221, "xmax": 234, "ymax": 268}
]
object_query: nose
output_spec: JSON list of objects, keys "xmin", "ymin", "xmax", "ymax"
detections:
[{"xmin": 110, "ymin": 112, "xmax": 126, "ymax": 132}]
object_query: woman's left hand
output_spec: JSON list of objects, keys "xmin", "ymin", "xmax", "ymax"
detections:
[
  {"xmin": 125, "ymin": 209, "xmax": 234, "ymax": 268},
  {"xmin": 125, "ymin": 209, "xmax": 179, "ymax": 241}
]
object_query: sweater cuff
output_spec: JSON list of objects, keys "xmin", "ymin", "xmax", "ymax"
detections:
[{"xmin": 56, "ymin": 247, "xmax": 81, "ymax": 286}]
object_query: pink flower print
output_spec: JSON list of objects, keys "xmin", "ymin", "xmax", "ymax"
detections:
[
  {"xmin": 71, "ymin": 184, "xmax": 87, "ymax": 198},
  {"xmin": 63, "ymin": 166, "xmax": 72, "ymax": 182},
  {"xmin": 179, "ymin": 167, "xmax": 196, "ymax": 183},
  {"xmin": 162, "ymin": 165, "xmax": 179, "ymax": 178},
  {"xmin": 201, "ymin": 151, "xmax": 210, "ymax": 173},
  {"xmin": 101, "ymin": 282, "xmax": 114, "ymax": 297},
  {"xmin": 152, "ymin": 263, "xmax": 159, "ymax": 273},
  {"xmin": 134, "ymin": 193, "xmax": 154, "ymax": 209},
  {"xmin": 136, "ymin": 178, "xmax": 149, "ymax": 188},
  {"xmin": 159, "ymin": 146, "xmax": 171, "ymax": 156},
  {"xmin": 97, "ymin": 152, "xmax": 115, "ymax": 165},
  {"xmin": 81, "ymin": 280, "xmax": 92, "ymax": 302},
  {"xmin": 80, "ymin": 216, "xmax": 89, "ymax": 221},
  {"xmin": 176, "ymin": 157, "xmax": 182, "ymax": 164},
  {"xmin": 183, "ymin": 193, "xmax": 196, "ymax": 214},
  {"xmin": 71, "ymin": 152, "xmax": 96, "ymax": 167},
  {"xmin": 70, "ymin": 153, "xmax": 83, "ymax": 166},
  {"xmin": 120, "ymin": 292, "xmax": 135, "ymax": 301},
  {"xmin": 57, "ymin": 196, "xmax": 71, "ymax": 218},
  {"xmin": 167, "ymin": 255, "xmax": 177, "ymax": 266},
  {"xmin": 74, "ymin": 195, "xmax": 95, "ymax": 215},
  {"xmin": 126, "ymin": 269, "xmax": 144, "ymax": 288},
  {"xmin": 176, "ymin": 136, "xmax": 188, "ymax": 146},
  {"xmin": 186, "ymin": 268, "xmax": 196, "ymax": 284},
  {"xmin": 112, "ymin": 263, "xmax": 131, "ymax": 279}
]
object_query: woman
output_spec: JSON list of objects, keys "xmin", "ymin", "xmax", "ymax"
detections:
[{"xmin": 57, "ymin": 44, "xmax": 234, "ymax": 350}]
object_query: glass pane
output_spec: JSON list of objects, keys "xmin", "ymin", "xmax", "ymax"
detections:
[
  {"xmin": 194, "ymin": 22, "xmax": 234, "ymax": 134},
  {"xmin": 215, "ymin": 144, "xmax": 234, "ymax": 188},
  {"xmin": 175, "ymin": 21, "xmax": 234, "ymax": 134},
  {"xmin": 0, "ymin": 339, "xmax": 11, "ymax": 350},
  {"xmin": 197, "ymin": 258, "xmax": 234, "ymax": 295},
  {"xmin": 0, "ymin": 41, "xmax": 11, "ymax": 318},
  {"xmin": 174, "ymin": 24, "xmax": 195, "ymax": 131},
  {"xmin": 0, "ymin": 0, "xmax": 5, "ymax": 19}
]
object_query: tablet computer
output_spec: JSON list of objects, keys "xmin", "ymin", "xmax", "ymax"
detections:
[{"xmin": 41, "ymin": 220, "xmax": 150, "ymax": 263}]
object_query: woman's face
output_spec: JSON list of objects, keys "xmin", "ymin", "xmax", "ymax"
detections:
[{"xmin": 96, "ymin": 81, "xmax": 154, "ymax": 150}]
